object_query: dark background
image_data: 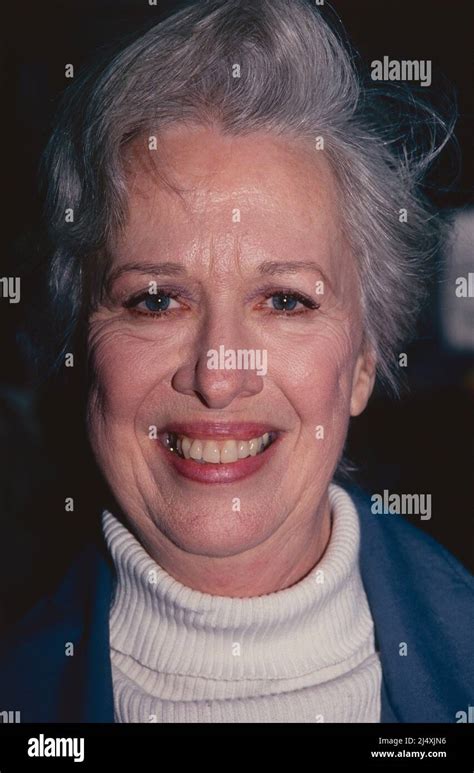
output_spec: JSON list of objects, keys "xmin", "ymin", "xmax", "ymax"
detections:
[{"xmin": 1, "ymin": 0, "xmax": 473, "ymax": 632}]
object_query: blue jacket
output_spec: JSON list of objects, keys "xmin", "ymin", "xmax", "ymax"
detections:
[{"xmin": 0, "ymin": 485, "xmax": 473, "ymax": 723}]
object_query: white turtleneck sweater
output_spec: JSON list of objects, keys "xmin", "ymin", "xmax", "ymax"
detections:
[{"xmin": 101, "ymin": 483, "xmax": 382, "ymax": 723}]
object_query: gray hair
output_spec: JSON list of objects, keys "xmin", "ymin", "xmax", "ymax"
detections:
[{"xmin": 37, "ymin": 0, "xmax": 453, "ymax": 395}]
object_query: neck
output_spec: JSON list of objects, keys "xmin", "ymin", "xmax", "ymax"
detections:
[{"xmin": 112, "ymin": 490, "xmax": 332, "ymax": 597}]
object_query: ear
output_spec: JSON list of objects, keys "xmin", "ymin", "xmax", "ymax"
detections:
[{"xmin": 350, "ymin": 343, "xmax": 377, "ymax": 417}]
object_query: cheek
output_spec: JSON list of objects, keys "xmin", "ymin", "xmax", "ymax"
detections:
[
  {"xmin": 273, "ymin": 322, "xmax": 357, "ymax": 426},
  {"xmin": 86, "ymin": 325, "xmax": 166, "ymax": 426}
]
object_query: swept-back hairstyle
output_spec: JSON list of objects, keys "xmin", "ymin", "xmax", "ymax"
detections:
[{"xmin": 33, "ymin": 0, "xmax": 453, "ymax": 395}]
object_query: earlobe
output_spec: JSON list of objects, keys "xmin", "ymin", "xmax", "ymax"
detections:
[{"xmin": 350, "ymin": 347, "xmax": 377, "ymax": 417}]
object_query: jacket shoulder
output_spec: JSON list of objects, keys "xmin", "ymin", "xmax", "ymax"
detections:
[
  {"xmin": 0, "ymin": 539, "xmax": 114, "ymax": 722},
  {"xmin": 347, "ymin": 482, "xmax": 474, "ymax": 592},
  {"xmin": 344, "ymin": 482, "xmax": 474, "ymax": 722}
]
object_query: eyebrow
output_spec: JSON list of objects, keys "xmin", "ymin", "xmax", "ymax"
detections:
[
  {"xmin": 257, "ymin": 260, "xmax": 327, "ymax": 277},
  {"xmin": 105, "ymin": 261, "xmax": 186, "ymax": 295},
  {"xmin": 106, "ymin": 259, "xmax": 329, "ymax": 291}
]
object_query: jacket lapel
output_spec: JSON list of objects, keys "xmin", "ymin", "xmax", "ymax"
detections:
[
  {"xmin": 352, "ymin": 484, "xmax": 472, "ymax": 723},
  {"xmin": 49, "ymin": 539, "xmax": 116, "ymax": 722}
]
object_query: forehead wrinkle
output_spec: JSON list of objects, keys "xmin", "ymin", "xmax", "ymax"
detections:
[
  {"xmin": 120, "ymin": 129, "xmax": 355, "ymax": 300},
  {"xmin": 199, "ymin": 229, "xmax": 247, "ymax": 282}
]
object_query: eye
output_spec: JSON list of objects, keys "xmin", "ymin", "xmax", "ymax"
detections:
[
  {"xmin": 124, "ymin": 289, "xmax": 181, "ymax": 317},
  {"xmin": 261, "ymin": 290, "xmax": 320, "ymax": 315}
]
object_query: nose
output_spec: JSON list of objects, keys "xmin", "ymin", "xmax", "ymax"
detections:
[{"xmin": 171, "ymin": 310, "xmax": 265, "ymax": 409}]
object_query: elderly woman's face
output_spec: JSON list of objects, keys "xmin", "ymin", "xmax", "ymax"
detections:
[{"xmin": 87, "ymin": 125, "xmax": 374, "ymax": 559}]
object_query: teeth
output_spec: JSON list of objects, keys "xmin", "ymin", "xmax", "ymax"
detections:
[
  {"xmin": 181, "ymin": 436, "xmax": 192, "ymax": 459},
  {"xmin": 221, "ymin": 439, "xmax": 238, "ymax": 463},
  {"xmin": 189, "ymin": 440, "xmax": 203, "ymax": 461},
  {"xmin": 202, "ymin": 441, "xmax": 220, "ymax": 463},
  {"xmin": 248, "ymin": 438, "xmax": 260, "ymax": 456},
  {"xmin": 164, "ymin": 431, "xmax": 275, "ymax": 464},
  {"xmin": 237, "ymin": 440, "xmax": 248, "ymax": 459}
]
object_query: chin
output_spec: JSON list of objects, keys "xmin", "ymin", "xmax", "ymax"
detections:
[{"xmin": 153, "ymin": 507, "xmax": 278, "ymax": 559}]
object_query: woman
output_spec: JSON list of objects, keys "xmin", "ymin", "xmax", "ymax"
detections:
[{"xmin": 1, "ymin": 0, "xmax": 472, "ymax": 724}]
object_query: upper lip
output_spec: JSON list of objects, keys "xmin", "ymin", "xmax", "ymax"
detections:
[{"xmin": 160, "ymin": 422, "xmax": 280, "ymax": 441}]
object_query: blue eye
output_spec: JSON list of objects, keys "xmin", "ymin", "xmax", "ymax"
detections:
[
  {"xmin": 263, "ymin": 291, "xmax": 320, "ymax": 314},
  {"xmin": 124, "ymin": 288, "xmax": 320, "ymax": 319},
  {"xmin": 271, "ymin": 293, "xmax": 299, "ymax": 311},
  {"xmin": 143, "ymin": 294, "xmax": 171, "ymax": 312},
  {"xmin": 125, "ymin": 290, "xmax": 181, "ymax": 317}
]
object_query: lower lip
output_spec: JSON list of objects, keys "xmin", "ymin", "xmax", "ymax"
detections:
[{"xmin": 156, "ymin": 436, "xmax": 281, "ymax": 484}]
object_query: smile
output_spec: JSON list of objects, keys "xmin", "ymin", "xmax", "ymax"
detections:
[
  {"xmin": 161, "ymin": 431, "xmax": 277, "ymax": 464},
  {"xmin": 155, "ymin": 422, "xmax": 282, "ymax": 483}
]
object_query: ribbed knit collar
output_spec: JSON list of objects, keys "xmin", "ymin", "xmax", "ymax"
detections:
[{"xmin": 101, "ymin": 483, "xmax": 376, "ymax": 682}]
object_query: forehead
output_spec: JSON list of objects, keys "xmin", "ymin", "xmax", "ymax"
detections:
[{"xmin": 114, "ymin": 124, "xmax": 349, "ymax": 277}]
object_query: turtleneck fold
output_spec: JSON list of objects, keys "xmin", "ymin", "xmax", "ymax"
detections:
[{"xmin": 101, "ymin": 483, "xmax": 382, "ymax": 722}]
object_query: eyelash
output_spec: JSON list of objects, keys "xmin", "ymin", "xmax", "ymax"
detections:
[
  {"xmin": 259, "ymin": 290, "xmax": 320, "ymax": 315},
  {"xmin": 124, "ymin": 289, "xmax": 182, "ymax": 319},
  {"xmin": 124, "ymin": 288, "xmax": 320, "ymax": 318}
]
